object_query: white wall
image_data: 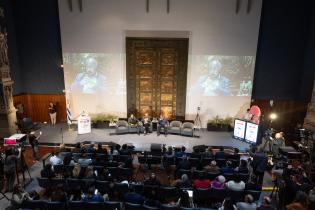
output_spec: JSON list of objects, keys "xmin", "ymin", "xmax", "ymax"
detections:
[{"xmin": 58, "ymin": 0, "xmax": 262, "ymax": 125}]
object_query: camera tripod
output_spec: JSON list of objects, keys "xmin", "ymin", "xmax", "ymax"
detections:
[{"xmin": 194, "ymin": 107, "xmax": 202, "ymax": 131}]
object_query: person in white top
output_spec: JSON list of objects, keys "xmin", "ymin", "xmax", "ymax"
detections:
[
  {"xmin": 49, "ymin": 152, "xmax": 62, "ymax": 166},
  {"xmin": 227, "ymin": 174, "xmax": 245, "ymax": 191},
  {"xmin": 244, "ymin": 109, "xmax": 252, "ymax": 121},
  {"xmin": 236, "ymin": 194, "xmax": 257, "ymax": 210}
]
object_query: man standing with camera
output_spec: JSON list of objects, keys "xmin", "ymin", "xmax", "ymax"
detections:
[{"xmin": 3, "ymin": 147, "xmax": 21, "ymax": 192}]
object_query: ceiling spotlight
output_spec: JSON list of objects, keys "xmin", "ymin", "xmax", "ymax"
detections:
[{"xmin": 269, "ymin": 113, "xmax": 277, "ymax": 120}]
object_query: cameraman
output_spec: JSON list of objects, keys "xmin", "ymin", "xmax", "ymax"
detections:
[
  {"xmin": 251, "ymin": 147, "xmax": 268, "ymax": 185},
  {"xmin": 3, "ymin": 147, "xmax": 21, "ymax": 192}
]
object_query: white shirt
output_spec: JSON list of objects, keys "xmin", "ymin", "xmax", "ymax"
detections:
[
  {"xmin": 244, "ymin": 112, "xmax": 252, "ymax": 121},
  {"xmin": 50, "ymin": 155, "xmax": 62, "ymax": 166},
  {"xmin": 236, "ymin": 202, "xmax": 257, "ymax": 210},
  {"xmin": 227, "ymin": 180, "xmax": 245, "ymax": 191}
]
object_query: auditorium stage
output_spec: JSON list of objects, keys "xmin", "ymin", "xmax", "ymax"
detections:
[{"xmin": 36, "ymin": 123, "xmax": 250, "ymax": 152}]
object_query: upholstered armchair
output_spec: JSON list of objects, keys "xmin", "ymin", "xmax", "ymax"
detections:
[
  {"xmin": 181, "ymin": 122, "xmax": 194, "ymax": 137},
  {"xmin": 168, "ymin": 120, "xmax": 182, "ymax": 135},
  {"xmin": 115, "ymin": 120, "xmax": 129, "ymax": 134}
]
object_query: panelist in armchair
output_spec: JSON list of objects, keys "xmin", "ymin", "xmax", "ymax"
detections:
[
  {"xmin": 157, "ymin": 114, "xmax": 169, "ymax": 137},
  {"xmin": 128, "ymin": 114, "xmax": 140, "ymax": 135},
  {"xmin": 142, "ymin": 113, "xmax": 151, "ymax": 135}
]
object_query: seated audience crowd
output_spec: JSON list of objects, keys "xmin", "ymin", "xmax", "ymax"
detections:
[{"xmin": 6, "ymin": 143, "xmax": 315, "ymax": 210}]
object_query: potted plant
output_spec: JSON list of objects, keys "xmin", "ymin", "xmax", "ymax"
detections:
[
  {"xmin": 207, "ymin": 115, "xmax": 232, "ymax": 131},
  {"xmin": 91, "ymin": 113, "xmax": 118, "ymax": 128}
]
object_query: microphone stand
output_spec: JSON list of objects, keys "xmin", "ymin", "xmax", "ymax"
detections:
[{"xmin": 61, "ymin": 128, "xmax": 64, "ymax": 144}]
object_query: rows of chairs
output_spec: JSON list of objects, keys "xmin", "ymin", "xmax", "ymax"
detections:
[
  {"xmin": 21, "ymin": 200, "xmax": 218, "ymax": 210},
  {"xmin": 52, "ymin": 164, "xmax": 133, "ymax": 180},
  {"xmin": 138, "ymin": 155, "xmax": 240, "ymax": 168},
  {"xmin": 37, "ymin": 177, "xmax": 260, "ymax": 204}
]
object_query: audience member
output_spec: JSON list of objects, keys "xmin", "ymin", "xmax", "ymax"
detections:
[
  {"xmin": 211, "ymin": 175, "xmax": 226, "ymax": 189},
  {"xmin": 120, "ymin": 144, "xmax": 131, "ymax": 155},
  {"xmin": 204, "ymin": 160, "xmax": 220, "ymax": 173},
  {"xmin": 72, "ymin": 143, "xmax": 81, "ymax": 153},
  {"xmin": 165, "ymin": 146, "xmax": 174, "ymax": 158},
  {"xmin": 236, "ymin": 194, "xmax": 257, "ymax": 210},
  {"xmin": 227, "ymin": 173, "xmax": 245, "ymax": 191},
  {"xmin": 176, "ymin": 155, "xmax": 191, "ymax": 172},
  {"xmin": 96, "ymin": 143, "xmax": 108, "ymax": 154},
  {"xmin": 124, "ymin": 185, "xmax": 145, "ymax": 204},
  {"xmin": 220, "ymin": 161, "xmax": 234, "ymax": 174},
  {"xmin": 144, "ymin": 173, "xmax": 161, "ymax": 186},
  {"xmin": 63, "ymin": 155, "xmax": 75, "ymax": 166},
  {"xmin": 193, "ymin": 173, "xmax": 211, "ymax": 189},
  {"xmin": 10, "ymin": 184, "xmax": 32, "ymax": 210},
  {"xmin": 175, "ymin": 146, "xmax": 186, "ymax": 157},
  {"xmin": 177, "ymin": 190, "xmax": 194, "ymax": 208},
  {"xmin": 86, "ymin": 144, "xmax": 96, "ymax": 153},
  {"xmin": 40, "ymin": 163, "xmax": 56, "ymax": 178},
  {"xmin": 204, "ymin": 147, "xmax": 214, "ymax": 158},
  {"xmin": 285, "ymin": 191, "xmax": 308, "ymax": 210},
  {"xmin": 84, "ymin": 165, "xmax": 96, "ymax": 179},
  {"xmin": 235, "ymin": 160, "xmax": 249, "ymax": 174},
  {"xmin": 215, "ymin": 147, "xmax": 227, "ymax": 159},
  {"xmin": 172, "ymin": 174, "xmax": 192, "ymax": 188},
  {"xmin": 59, "ymin": 143, "xmax": 67, "ymax": 152},
  {"xmin": 72, "ymin": 163, "xmax": 82, "ymax": 178},
  {"xmin": 218, "ymin": 197, "xmax": 236, "ymax": 210},
  {"xmin": 229, "ymin": 148, "xmax": 240, "ymax": 160},
  {"xmin": 78, "ymin": 154, "xmax": 92, "ymax": 166},
  {"xmin": 82, "ymin": 186, "xmax": 104, "ymax": 202},
  {"xmin": 257, "ymin": 196, "xmax": 275, "ymax": 210},
  {"xmin": 144, "ymin": 189, "xmax": 161, "ymax": 208},
  {"xmin": 49, "ymin": 152, "xmax": 62, "ymax": 166}
]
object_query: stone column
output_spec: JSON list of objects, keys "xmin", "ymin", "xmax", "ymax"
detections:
[
  {"xmin": 0, "ymin": 6, "xmax": 17, "ymax": 138},
  {"xmin": 304, "ymin": 80, "xmax": 315, "ymax": 132},
  {"xmin": 0, "ymin": 62, "xmax": 17, "ymax": 138}
]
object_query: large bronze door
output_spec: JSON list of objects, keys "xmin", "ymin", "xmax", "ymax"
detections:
[{"xmin": 126, "ymin": 38, "xmax": 188, "ymax": 119}]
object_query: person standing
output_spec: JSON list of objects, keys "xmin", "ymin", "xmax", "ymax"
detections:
[
  {"xmin": 28, "ymin": 131, "xmax": 41, "ymax": 162},
  {"xmin": 48, "ymin": 102, "xmax": 57, "ymax": 125},
  {"xmin": 251, "ymin": 148, "xmax": 268, "ymax": 185},
  {"xmin": 3, "ymin": 147, "xmax": 21, "ymax": 192}
]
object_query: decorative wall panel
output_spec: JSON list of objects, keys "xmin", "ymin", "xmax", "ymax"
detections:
[{"xmin": 126, "ymin": 38, "xmax": 188, "ymax": 119}]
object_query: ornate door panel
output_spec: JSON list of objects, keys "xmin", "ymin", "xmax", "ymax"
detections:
[{"xmin": 126, "ymin": 38, "xmax": 188, "ymax": 120}]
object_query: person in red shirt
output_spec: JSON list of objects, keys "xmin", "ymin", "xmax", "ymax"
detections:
[{"xmin": 193, "ymin": 173, "xmax": 211, "ymax": 188}]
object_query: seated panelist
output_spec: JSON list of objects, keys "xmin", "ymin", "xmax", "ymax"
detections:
[
  {"xmin": 128, "ymin": 114, "xmax": 140, "ymax": 135},
  {"xmin": 157, "ymin": 114, "xmax": 169, "ymax": 136},
  {"xmin": 142, "ymin": 113, "xmax": 151, "ymax": 135}
]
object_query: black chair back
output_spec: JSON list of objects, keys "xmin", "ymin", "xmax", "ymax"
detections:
[
  {"xmin": 45, "ymin": 201, "xmax": 66, "ymax": 210},
  {"xmin": 193, "ymin": 188, "xmax": 211, "ymax": 205},
  {"xmin": 161, "ymin": 204, "xmax": 179, "ymax": 210},
  {"xmin": 104, "ymin": 201, "xmax": 122, "ymax": 210},
  {"xmin": 158, "ymin": 186, "xmax": 178, "ymax": 201},
  {"xmin": 95, "ymin": 180, "xmax": 111, "ymax": 194},
  {"xmin": 37, "ymin": 177, "xmax": 50, "ymax": 188},
  {"xmin": 209, "ymin": 188, "xmax": 226, "ymax": 201},
  {"xmin": 206, "ymin": 172, "xmax": 221, "ymax": 180},
  {"xmin": 125, "ymin": 202, "xmax": 142, "ymax": 210},
  {"xmin": 228, "ymin": 189, "xmax": 245, "ymax": 202},
  {"xmin": 143, "ymin": 204, "xmax": 159, "ymax": 210},
  {"xmin": 21, "ymin": 200, "xmax": 46, "ymax": 210},
  {"xmin": 85, "ymin": 202, "xmax": 105, "ymax": 210},
  {"xmin": 69, "ymin": 200, "xmax": 85, "ymax": 210}
]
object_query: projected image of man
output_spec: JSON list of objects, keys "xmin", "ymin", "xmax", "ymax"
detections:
[
  {"xmin": 192, "ymin": 58, "xmax": 230, "ymax": 96},
  {"xmin": 70, "ymin": 57, "xmax": 108, "ymax": 94}
]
